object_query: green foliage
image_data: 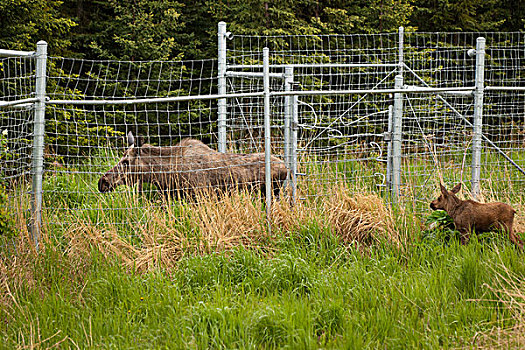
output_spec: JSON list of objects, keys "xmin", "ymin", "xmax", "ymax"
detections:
[
  {"xmin": 422, "ymin": 210, "xmax": 459, "ymax": 243},
  {"xmin": 89, "ymin": 0, "xmax": 185, "ymax": 60},
  {"xmin": 1, "ymin": 0, "xmax": 524, "ymax": 62},
  {"xmin": 0, "ymin": 129, "xmax": 15, "ymax": 236},
  {"xmin": 0, "ymin": 184, "xmax": 14, "ymax": 236},
  {"xmin": 0, "ymin": 129, "xmax": 11, "ymax": 162},
  {"xmin": 0, "ymin": 0, "xmax": 75, "ymax": 54},
  {"xmin": 410, "ymin": 0, "xmax": 509, "ymax": 31}
]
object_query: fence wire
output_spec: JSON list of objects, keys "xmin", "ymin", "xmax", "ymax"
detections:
[
  {"xmin": 0, "ymin": 55, "xmax": 36, "ymax": 236},
  {"xmin": 226, "ymin": 31, "xmax": 525, "ymax": 209},
  {"xmin": 1, "ymin": 29, "xmax": 524, "ymax": 239}
]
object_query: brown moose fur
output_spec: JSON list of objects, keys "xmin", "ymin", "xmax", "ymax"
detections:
[
  {"xmin": 98, "ymin": 133, "xmax": 288, "ymax": 199},
  {"xmin": 430, "ymin": 183, "xmax": 523, "ymax": 248}
]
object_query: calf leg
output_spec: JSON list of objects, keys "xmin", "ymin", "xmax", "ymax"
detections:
[
  {"xmin": 459, "ymin": 229, "xmax": 470, "ymax": 245},
  {"xmin": 508, "ymin": 227, "xmax": 524, "ymax": 249}
]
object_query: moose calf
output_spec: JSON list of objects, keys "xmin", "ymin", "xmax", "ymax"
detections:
[
  {"xmin": 98, "ymin": 132, "xmax": 288, "ymax": 199},
  {"xmin": 430, "ymin": 183, "xmax": 523, "ymax": 248}
]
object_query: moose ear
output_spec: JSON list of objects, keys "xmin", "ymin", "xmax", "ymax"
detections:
[
  {"xmin": 127, "ymin": 131, "xmax": 135, "ymax": 146},
  {"xmin": 439, "ymin": 183, "xmax": 448, "ymax": 196},
  {"xmin": 451, "ymin": 183, "xmax": 461, "ymax": 194}
]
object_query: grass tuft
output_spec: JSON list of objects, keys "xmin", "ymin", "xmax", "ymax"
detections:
[
  {"xmin": 473, "ymin": 248, "xmax": 525, "ymax": 349},
  {"xmin": 324, "ymin": 186, "xmax": 400, "ymax": 246}
]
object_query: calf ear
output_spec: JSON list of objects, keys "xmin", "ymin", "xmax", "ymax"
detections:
[
  {"xmin": 439, "ymin": 183, "xmax": 448, "ymax": 196},
  {"xmin": 127, "ymin": 131, "xmax": 135, "ymax": 146},
  {"xmin": 451, "ymin": 183, "xmax": 461, "ymax": 194}
]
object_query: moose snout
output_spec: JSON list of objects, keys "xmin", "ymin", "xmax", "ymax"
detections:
[
  {"xmin": 98, "ymin": 176, "xmax": 112, "ymax": 193},
  {"xmin": 430, "ymin": 201, "xmax": 437, "ymax": 210}
]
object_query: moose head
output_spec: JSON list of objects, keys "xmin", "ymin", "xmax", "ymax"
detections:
[
  {"xmin": 429, "ymin": 183, "xmax": 462, "ymax": 211},
  {"xmin": 98, "ymin": 132, "xmax": 144, "ymax": 193}
]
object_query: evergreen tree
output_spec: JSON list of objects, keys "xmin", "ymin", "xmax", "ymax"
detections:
[
  {"xmin": 62, "ymin": 0, "xmax": 188, "ymax": 60},
  {"xmin": 410, "ymin": 0, "xmax": 507, "ymax": 32},
  {"xmin": 0, "ymin": 0, "xmax": 75, "ymax": 54}
]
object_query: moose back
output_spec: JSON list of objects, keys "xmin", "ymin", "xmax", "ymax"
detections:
[{"xmin": 98, "ymin": 132, "xmax": 288, "ymax": 198}]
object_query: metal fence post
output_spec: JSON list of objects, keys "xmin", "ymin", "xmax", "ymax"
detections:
[
  {"xmin": 398, "ymin": 27, "xmax": 404, "ymax": 75},
  {"xmin": 471, "ymin": 37, "xmax": 486, "ymax": 200},
  {"xmin": 31, "ymin": 41, "xmax": 47, "ymax": 251},
  {"xmin": 392, "ymin": 75, "xmax": 404, "ymax": 201},
  {"xmin": 386, "ymin": 105, "xmax": 394, "ymax": 191},
  {"xmin": 263, "ymin": 48, "xmax": 272, "ymax": 229},
  {"xmin": 284, "ymin": 66, "xmax": 294, "ymax": 195},
  {"xmin": 389, "ymin": 27, "xmax": 405, "ymax": 202},
  {"xmin": 291, "ymin": 92, "xmax": 299, "ymax": 202},
  {"xmin": 217, "ymin": 21, "xmax": 227, "ymax": 152}
]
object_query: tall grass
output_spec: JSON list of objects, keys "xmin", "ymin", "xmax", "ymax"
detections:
[
  {"xmin": 1, "ymin": 147, "xmax": 525, "ymax": 348},
  {"xmin": 1, "ymin": 225, "xmax": 524, "ymax": 348}
]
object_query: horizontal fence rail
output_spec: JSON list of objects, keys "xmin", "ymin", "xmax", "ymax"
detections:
[{"xmin": 42, "ymin": 86, "xmax": 478, "ymax": 106}]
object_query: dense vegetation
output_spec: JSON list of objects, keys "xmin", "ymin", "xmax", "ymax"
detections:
[
  {"xmin": 0, "ymin": 0, "xmax": 523, "ymax": 60},
  {"xmin": 0, "ymin": 153, "xmax": 524, "ymax": 348},
  {"xmin": 1, "ymin": 1, "xmax": 525, "ymax": 348},
  {"xmin": 1, "ymin": 179, "xmax": 525, "ymax": 348}
]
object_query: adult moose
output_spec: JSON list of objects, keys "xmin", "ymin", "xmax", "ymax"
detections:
[{"xmin": 98, "ymin": 132, "xmax": 288, "ymax": 199}]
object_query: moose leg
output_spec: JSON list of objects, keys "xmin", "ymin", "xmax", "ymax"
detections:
[
  {"xmin": 459, "ymin": 229, "xmax": 470, "ymax": 245},
  {"xmin": 272, "ymin": 180, "xmax": 283, "ymax": 198},
  {"xmin": 508, "ymin": 227, "xmax": 524, "ymax": 249}
]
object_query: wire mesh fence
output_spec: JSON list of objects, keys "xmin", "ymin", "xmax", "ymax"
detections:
[
  {"xmin": 224, "ymin": 29, "xmax": 525, "ymax": 209},
  {"xmin": 43, "ymin": 57, "xmax": 224, "ymax": 234},
  {"xmin": 225, "ymin": 32, "xmax": 400, "ymax": 201},
  {"xmin": 0, "ymin": 53, "xmax": 37, "ymax": 236},
  {"xmin": 1, "ymin": 26, "xmax": 524, "ymax": 243},
  {"xmin": 400, "ymin": 32, "xmax": 525, "ymax": 206}
]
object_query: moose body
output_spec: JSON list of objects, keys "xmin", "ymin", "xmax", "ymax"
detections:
[
  {"xmin": 98, "ymin": 133, "xmax": 288, "ymax": 199},
  {"xmin": 430, "ymin": 183, "xmax": 523, "ymax": 248}
]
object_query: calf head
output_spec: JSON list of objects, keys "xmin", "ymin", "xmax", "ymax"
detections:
[
  {"xmin": 98, "ymin": 132, "xmax": 144, "ymax": 193},
  {"xmin": 430, "ymin": 183, "xmax": 462, "ymax": 211}
]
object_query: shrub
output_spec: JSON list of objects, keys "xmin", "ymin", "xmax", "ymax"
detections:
[
  {"xmin": 0, "ymin": 129, "xmax": 15, "ymax": 236},
  {"xmin": 0, "ymin": 185, "xmax": 15, "ymax": 236}
]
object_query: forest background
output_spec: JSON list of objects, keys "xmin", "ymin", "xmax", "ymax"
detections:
[{"xmin": 0, "ymin": 0, "xmax": 523, "ymax": 61}]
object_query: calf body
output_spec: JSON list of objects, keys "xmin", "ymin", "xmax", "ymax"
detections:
[
  {"xmin": 430, "ymin": 183, "xmax": 523, "ymax": 248},
  {"xmin": 98, "ymin": 133, "xmax": 288, "ymax": 199}
]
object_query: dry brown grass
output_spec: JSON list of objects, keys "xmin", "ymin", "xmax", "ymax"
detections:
[
  {"xmin": 186, "ymin": 190, "xmax": 268, "ymax": 250},
  {"xmin": 64, "ymin": 205, "xmax": 187, "ymax": 272},
  {"xmin": 0, "ymin": 196, "xmax": 37, "ymax": 301},
  {"xmin": 51, "ymin": 184, "xmax": 401, "ymax": 272},
  {"xmin": 1, "ymin": 184, "xmax": 401, "ymax": 278},
  {"xmin": 324, "ymin": 186, "xmax": 400, "ymax": 246}
]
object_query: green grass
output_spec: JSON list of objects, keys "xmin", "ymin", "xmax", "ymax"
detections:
[
  {"xmin": 1, "ymin": 226, "xmax": 524, "ymax": 349},
  {"xmin": 1, "ymin": 147, "xmax": 525, "ymax": 348}
]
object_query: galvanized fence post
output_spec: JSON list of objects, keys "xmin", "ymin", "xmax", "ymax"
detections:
[
  {"xmin": 398, "ymin": 27, "xmax": 404, "ymax": 75},
  {"xmin": 291, "ymin": 91, "xmax": 299, "ymax": 203},
  {"xmin": 217, "ymin": 21, "xmax": 227, "ymax": 153},
  {"xmin": 263, "ymin": 48, "xmax": 272, "ymax": 230},
  {"xmin": 385, "ymin": 105, "xmax": 394, "ymax": 192},
  {"xmin": 390, "ymin": 27, "xmax": 405, "ymax": 202},
  {"xmin": 31, "ymin": 41, "xmax": 47, "ymax": 251},
  {"xmin": 283, "ymin": 66, "xmax": 294, "ymax": 196},
  {"xmin": 392, "ymin": 75, "xmax": 404, "ymax": 201},
  {"xmin": 471, "ymin": 37, "xmax": 486, "ymax": 200}
]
